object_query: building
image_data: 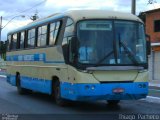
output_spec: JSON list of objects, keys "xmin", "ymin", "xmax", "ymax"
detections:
[
  {"xmin": 142, "ymin": 8, "xmax": 160, "ymax": 80},
  {"xmin": 145, "ymin": 8, "xmax": 160, "ymax": 43},
  {"xmin": 149, "ymin": 43, "xmax": 160, "ymax": 80}
]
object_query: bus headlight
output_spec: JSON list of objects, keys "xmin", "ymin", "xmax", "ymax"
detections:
[
  {"xmin": 143, "ymin": 84, "xmax": 147, "ymax": 88},
  {"xmin": 84, "ymin": 85, "xmax": 96, "ymax": 90},
  {"xmin": 139, "ymin": 84, "xmax": 143, "ymax": 88},
  {"xmin": 91, "ymin": 85, "xmax": 95, "ymax": 90},
  {"xmin": 85, "ymin": 85, "xmax": 90, "ymax": 90},
  {"xmin": 139, "ymin": 84, "xmax": 147, "ymax": 88}
]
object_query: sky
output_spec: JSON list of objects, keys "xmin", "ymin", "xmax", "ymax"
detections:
[{"xmin": 0, "ymin": 0, "xmax": 160, "ymax": 41}]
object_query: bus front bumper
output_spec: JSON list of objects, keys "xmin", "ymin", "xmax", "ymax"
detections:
[{"xmin": 60, "ymin": 82, "xmax": 148, "ymax": 101}]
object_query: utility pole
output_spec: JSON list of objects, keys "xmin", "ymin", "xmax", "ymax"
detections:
[
  {"xmin": 0, "ymin": 16, "xmax": 2, "ymax": 42},
  {"xmin": 0, "ymin": 16, "xmax": 2, "ymax": 58},
  {"xmin": 131, "ymin": 0, "xmax": 136, "ymax": 15},
  {"xmin": 0, "ymin": 16, "xmax": 2, "ymax": 41},
  {"xmin": 0, "ymin": 15, "xmax": 25, "ymax": 42},
  {"xmin": 0, "ymin": 15, "xmax": 25, "ymax": 59}
]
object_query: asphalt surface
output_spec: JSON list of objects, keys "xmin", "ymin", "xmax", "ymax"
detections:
[{"xmin": 0, "ymin": 75, "xmax": 160, "ymax": 120}]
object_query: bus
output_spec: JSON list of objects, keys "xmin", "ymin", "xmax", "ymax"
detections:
[{"xmin": 6, "ymin": 10, "xmax": 150, "ymax": 106}]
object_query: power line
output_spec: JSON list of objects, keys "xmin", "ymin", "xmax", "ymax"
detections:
[
  {"xmin": 3, "ymin": 0, "xmax": 47, "ymax": 19},
  {"xmin": 148, "ymin": 0, "xmax": 157, "ymax": 4},
  {"xmin": 147, "ymin": 0, "xmax": 157, "ymax": 9}
]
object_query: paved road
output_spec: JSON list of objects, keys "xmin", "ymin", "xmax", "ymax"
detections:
[{"xmin": 0, "ymin": 76, "xmax": 160, "ymax": 120}]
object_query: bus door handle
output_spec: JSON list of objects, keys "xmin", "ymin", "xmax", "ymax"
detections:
[{"xmin": 56, "ymin": 68, "xmax": 60, "ymax": 71}]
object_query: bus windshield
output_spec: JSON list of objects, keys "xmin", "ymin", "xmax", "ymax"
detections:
[{"xmin": 77, "ymin": 20, "xmax": 147, "ymax": 66}]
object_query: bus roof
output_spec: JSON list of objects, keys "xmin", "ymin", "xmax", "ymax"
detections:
[
  {"xmin": 8, "ymin": 10, "xmax": 142, "ymax": 35},
  {"xmin": 65, "ymin": 10, "xmax": 142, "ymax": 22}
]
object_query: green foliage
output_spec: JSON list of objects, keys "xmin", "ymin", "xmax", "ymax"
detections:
[
  {"xmin": 0, "ymin": 41, "xmax": 7, "ymax": 60},
  {"xmin": 138, "ymin": 12, "xmax": 146, "ymax": 23}
]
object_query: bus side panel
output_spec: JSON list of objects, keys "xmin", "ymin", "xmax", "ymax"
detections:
[
  {"xmin": 6, "ymin": 46, "xmax": 68, "ymax": 95},
  {"xmin": 7, "ymin": 74, "xmax": 52, "ymax": 94},
  {"xmin": 20, "ymin": 76, "xmax": 52, "ymax": 94},
  {"xmin": 7, "ymin": 74, "xmax": 16, "ymax": 86}
]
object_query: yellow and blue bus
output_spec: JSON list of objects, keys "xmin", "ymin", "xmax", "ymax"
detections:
[{"xmin": 6, "ymin": 10, "xmax": 150, "ymax": 106}]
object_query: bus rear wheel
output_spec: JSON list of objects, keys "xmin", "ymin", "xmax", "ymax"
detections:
[
  {"xmin": 54, "ymin": 80, "xmax": 66, "ymax": 106},
  {"xmin": 107, "ymin": 100, "xmax": 120, "ymax": 105},
  {"xmin": 16, "ymin": 74, "xmax": 28, "ymax": 94}
]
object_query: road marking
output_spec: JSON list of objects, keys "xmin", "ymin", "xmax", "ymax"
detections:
[
  {"xmin": 142, "ymin": 96, "xmax": 160, "ymax": 104},
  {"xmin": 0, "ymin": 75, "xmax": 6, "ymax": 78}
]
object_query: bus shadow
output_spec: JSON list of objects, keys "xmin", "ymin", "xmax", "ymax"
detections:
[
  {"xmin": 68, "ymin": 101, "xmax": 122, "ymax": 112},
  {"xmin": 23, "ymin": 92, "xmax": 123, "ymax": 112}
]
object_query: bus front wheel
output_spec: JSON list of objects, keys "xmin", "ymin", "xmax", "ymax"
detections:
[{"xmin": 54, "ymin": 80, "xmax": 66, "ymax": 106}]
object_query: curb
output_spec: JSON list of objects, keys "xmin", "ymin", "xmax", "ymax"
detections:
[
  {"xmin": 149, "ymin": 83, "xmax": 160, "ymax": 89},
  {"xmin": 142, "ymin": 96, "xmax": 160, "ymax": 104},
  {"xmin": 149, "ymin": 83, "xmax": 160, "ymax": 87},
  {"xmin": 0, "ymin": 75, "xmax": 6, "ymax": 78}
]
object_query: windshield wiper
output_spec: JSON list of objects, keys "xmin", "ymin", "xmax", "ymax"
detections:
[
  {"xmin": 95, "ymin": 50, "xmax": 114, "ymax": 67},
  {"xmin": 119, "ymin": 37, "xmax": 139, "ymax": 65}
]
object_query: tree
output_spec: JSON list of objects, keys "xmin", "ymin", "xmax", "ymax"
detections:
[
  {"xmin": 138, "ymin": 12, "xmax": 146, "ymax": 23},
  {"xmin": 0, "ymin": 41, "xmax": 7, "ymax": 60}
]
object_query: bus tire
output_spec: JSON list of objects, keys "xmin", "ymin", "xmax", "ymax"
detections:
[
  {"xmin": 16, "ymin": 74, "xmax": 28, "ymax": 94},
  {"xmin": 54, "ymin": 80, "xmax": 66, "ymax": 106},
  {"xmin": 107, "ymin": 100, "xmax": 120, "ymax": 105}
]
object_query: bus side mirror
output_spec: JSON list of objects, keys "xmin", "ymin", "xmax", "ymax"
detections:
[
  {"xmin": 69, "ymin": 37, "xmax": 77, "ymax": 63},
  {"xmin": 146, "ymin": 34, "xmax": 151, "ymax": 55}
]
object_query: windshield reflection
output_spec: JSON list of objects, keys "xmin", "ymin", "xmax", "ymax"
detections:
[
  {"xmin": 77, "ymin": 20, "xmax": 146, "ymax": 66},
  {"xmin": 115, "ymin": 21, "xmax": 146, "ymax": 65}
]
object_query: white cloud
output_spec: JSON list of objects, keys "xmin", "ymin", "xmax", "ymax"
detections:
[
  {"xmin": 1, "ymin": 19, "xmax": 31, "ymax": 40},
  {"xmin": 45, "ymin": 0, "xmax": 117, "ymax": 11},
  {"xmin": 147, "ymin": 3, "xmax": 160, "ymax": 10},
  {"xmin": 45, "ymin": 0, "xmax": 90, "ymax": 7},
  {"xmin": 0, "ymin": 11, "xmax": 6, "ymax": 16},
  {"xmin": 1, "ymin": 0, "xmax": 160, "ymax": 41}
]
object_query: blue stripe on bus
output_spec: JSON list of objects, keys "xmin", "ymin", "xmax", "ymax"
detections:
[
  {"xmin": 7, "ymin": 74, "xmax": 148, "ymax": 101},
  {"xmin": 60, "ymin": 82, "xmax": 148, "ymax": 101},
  {"xmin": 21, "ymin": 76, "xmax": 52, "ymax": 94},
  {"xmin": 7, "ymin": 74, "xmax": 52, "ymax": 94},
  {"xmin": 6, "ymin": 53, "xmax": 65, "ymax": 63},
  {"xmin": 7, "ymin": 75, "xmax": 16, "ymax": 86},
  {"xmin": 43, "ymin": 61, "xmax": 65, "ymax": 63}
]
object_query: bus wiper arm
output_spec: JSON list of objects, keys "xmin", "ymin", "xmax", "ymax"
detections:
[
  {"xmin": 95, "ymin": 50, "xmax": 114, "ymax": 67},
  {"xmin": 120, "ymin": 40, "xmax": 139, "ymax": 65}
]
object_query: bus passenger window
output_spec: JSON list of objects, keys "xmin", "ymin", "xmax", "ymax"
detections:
[
  {"xmin": 12, "ymin": 33, "xmax": 17, "ymax": 50},
  {"xmin": 64, "ymin": 18, "xmax": 74, "ymax": 38},
  {"xmin": 66, "ymin": 18, "xmax": 73, "ymax": 26},
  {"xmin": 8, "ymin": 35, "xmax": 11, "ymax": 51},
  {"xmin": 56, "ymin": 21, "xmax": 60, "ymax": 29},
  {"xmin": 38, "ymin": 25, "xmax": 47, "ymax": 47},
  {"xmin": 20, "ymin": 31, "xmax": 25, "ymax": 49},
  {"xmin": 49, "ymin": 21, "xmax": 61, "ymax": 45},
  {"xmin": 28, "ymin": 29, "xmax": 35, "ymax": 48},
  {"xmin": 54, "ymin": 30, "xmax": 58, "ymax": 42},
  {"xmin": 49, "ymin": 23, "xmax": 55, "ymax": 45}
]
